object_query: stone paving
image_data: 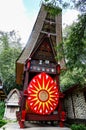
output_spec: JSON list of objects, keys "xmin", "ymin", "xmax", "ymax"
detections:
[{"xmin": 0, "ymin": 122, "xmax": 71, "ymax": 130}]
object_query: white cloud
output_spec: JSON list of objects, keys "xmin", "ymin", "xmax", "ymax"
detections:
[
  {"xmin": 0, "ymin": 0, "xmax": 38, "ymax": 46},
  {"xmin": 0, "ymin": 0, "xmax": 24, "ymax": 30},
  {"xmin": 0, "ymin": 0, "xmax": 79, "ymax": 47},
  {"xmin": 62, "ymin": 9, "xmax": 79, "ymax": 28}
]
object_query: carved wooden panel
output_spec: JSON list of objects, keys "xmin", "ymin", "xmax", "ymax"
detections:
[
  {"xmin": 29, "ymin": 59, "xmax": 56, "ymax": 74},
  {"xmin": 33, "ymin": 38, "xmax": 55, "ymax": 62}
]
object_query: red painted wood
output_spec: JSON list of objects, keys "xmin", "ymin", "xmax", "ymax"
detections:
[
  {"xmin": 26, "ymin": 72, "xmax": 59, "ymax": 115},
  {"xmin": 25, "ymin": 113, "xmax": 59, "ymax": 121}
]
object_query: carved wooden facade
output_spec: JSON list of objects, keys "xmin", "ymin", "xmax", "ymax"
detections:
[{"xmin": 16, "ymin": 5, "xmax": 65, "ymax": 85}]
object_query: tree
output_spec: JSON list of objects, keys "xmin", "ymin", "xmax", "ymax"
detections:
[
  {"xmin": 0, "ymin": 31, "xmax": 22, "ymax": 94},
  {"xmin": 42, "ymin": 0, "xmax": 86, "ymax": 13},
  {"xmin": 63, "ymin": 14, "xmax": 86, "ymax": 69},
  {"xmin": 57, "ymin": 14, "xmax": 86, "ymax": 90}
]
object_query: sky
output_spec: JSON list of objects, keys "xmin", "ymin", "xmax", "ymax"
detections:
[{"xmin": 0, "ymin": 0, "xmax": 79, "ymax": 47}]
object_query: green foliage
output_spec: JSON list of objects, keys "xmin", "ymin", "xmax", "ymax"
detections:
[
  {"xmin": 71, "ymin": 124, "xmax": 86, "ymax": 130},
  {"xmin": 0, "ymin": 31, "xmax": 22, "ymax": 94},
  {"xmin": 42, "ymin": 0, "xmax": 86, "ymax": 13},
  {"xmin": 0, "ymin": 120, "xmax": 7, "ymax": 128},
  {"xmin": 56, "ymin": 41, "xmax": 64, "ymax": 61},
  {"xmin": 0, "ymin": 102, "xmax": 5, "ymax": 120},
  {"xmin": 56, "ymin": 14, "xmax": 86, "ymax": 90},
  {"xmin": 42, "ymin": 0, "xmax": 70, "ymax": 9},
  {"xmin": 60, "ymin": 67, "xmax": 86, "ymax": 91},
  {"xmin": 62, "ymin": 14, "xmax": 86, "ymax": 69},
  {"xmin": 44, "ymin": 3, "xmax": 62, "ymax": 16},
  {"xmin": 75, "ymin": 0, "xmax": 86, "ymax": 13}
]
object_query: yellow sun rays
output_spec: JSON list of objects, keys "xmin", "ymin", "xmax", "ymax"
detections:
[{"xmin": 27, "ymin": 72, "xmax": 59, "ymax": 115}]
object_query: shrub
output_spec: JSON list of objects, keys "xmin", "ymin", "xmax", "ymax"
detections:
[
  {"xmin": 71, "ymin": 124, "xmax": 86, "ymax": 130},
  {"xmin": 0, "ymin": 120, "xmax": 7, "ymax": 127},
  {"xmin": 0, "ymin": 101, "xmax": 5, "ymax": 120}
]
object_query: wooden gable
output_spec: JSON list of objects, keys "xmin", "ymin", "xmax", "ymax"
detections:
[
  {"xmin": 31, "ymin": 36, "xmax": 56, "ymax": 62},
  {"xmin": 28, "ymin": 36, "xmax": 57, "ymax": 75}
]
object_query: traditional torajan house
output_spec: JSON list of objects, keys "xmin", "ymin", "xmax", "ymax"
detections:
[
  {"xmin": 16, "ymin": 4, "xmax": 66, "ymax": 128},
  {"xmin": 4, "ymin": 88, "xmax": 20, "ymax": 120},
  {"xmin": 0, "ymin": 79, "xmax": 6, "ymax": 101},
  {"xmin": 16, "ymin": 4, "xmax": 65, "ymax": 85},
  {"xmin": 63, "ymin": 85, "xmax": 86, "ymax": 125}
]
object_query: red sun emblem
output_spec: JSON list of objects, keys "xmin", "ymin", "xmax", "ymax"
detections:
[{"xmin": 27, "ymin": 72, "xmax": 59, "ymax": 115}]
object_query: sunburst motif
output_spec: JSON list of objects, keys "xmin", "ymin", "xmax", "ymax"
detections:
[{"xmin": 26, "ymin": 72, "xmax": 59, "ymax": 115}]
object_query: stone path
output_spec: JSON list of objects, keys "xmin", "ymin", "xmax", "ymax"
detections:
[{"xmin": 0, "ymin": 122, "xmax": 71, "ymax": 130}]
